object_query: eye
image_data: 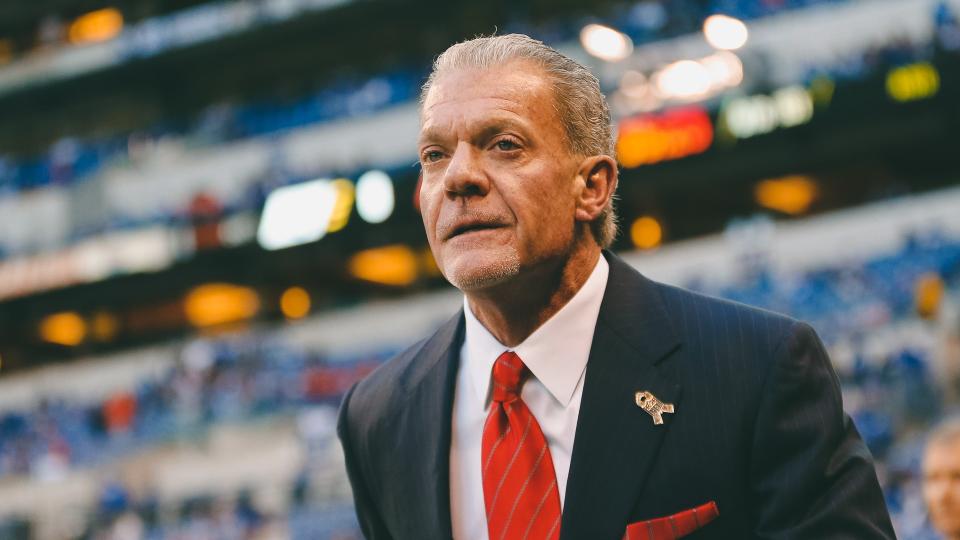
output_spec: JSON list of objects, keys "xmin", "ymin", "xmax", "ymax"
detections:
[
  {"xmin": 494, "ymin": 139, "xmax": 520, "ymax": 151},
  {"xmin": 421, "ymin": 149, "xmax": 444, "ymax": 163}
]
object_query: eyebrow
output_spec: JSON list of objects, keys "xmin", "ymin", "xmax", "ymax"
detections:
[{"xmin": 418, "ymin": 115, "xmax": 531, "ymax": 148}]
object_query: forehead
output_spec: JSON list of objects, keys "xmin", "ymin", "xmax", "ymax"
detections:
[
  {"xmin": 419, "ymin": 61, "xmax": 562, "ymax": 138},
  {"xmin": 925, "ymin": 439, "xmax": 960, "ymax": 470}
]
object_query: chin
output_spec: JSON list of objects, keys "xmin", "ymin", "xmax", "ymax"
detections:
[{"xmin": 440, "ymin": 246, "xmax": 522, "ymax": 292}]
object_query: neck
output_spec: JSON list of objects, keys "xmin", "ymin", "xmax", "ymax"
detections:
[{"xmin": 465, "ymin": 241, "xmax": 602, "ymax": 347}]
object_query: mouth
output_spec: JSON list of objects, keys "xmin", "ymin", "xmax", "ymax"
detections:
[{"xmin": 445, "ymin": 221, "xmax": 506, "ymax": 240}]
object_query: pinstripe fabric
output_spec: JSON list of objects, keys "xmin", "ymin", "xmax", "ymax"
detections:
[
  {"xmin": 482, "ymin": 352, "xmax": 561, "ymax": 540},
  {"xmin": 338, "ymin": 251, "xmax": 896, "ymax": 540}
]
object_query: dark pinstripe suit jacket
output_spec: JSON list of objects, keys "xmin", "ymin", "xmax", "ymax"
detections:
[{"xmin": 337, "ymin": 251, "xmax": 896, "ymax": 539}]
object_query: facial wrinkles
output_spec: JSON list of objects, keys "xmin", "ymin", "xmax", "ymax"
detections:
[
  {"xmin": 421, "ymin": 107, "xmax": 531, "ymax": 159},
  {"xmin": 417, "ymin": 63, "xmax": 582, "ymax": 293}
]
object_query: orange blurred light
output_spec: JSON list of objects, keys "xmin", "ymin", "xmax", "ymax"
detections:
[
  {"xmin": 630, "ymin": 216, "xmax": 663, "ymax": 250},
  {"xmin": 91, "ymin": 311, "xmax": 120, "ymax": 341},
  {"xmin": 915, "ymin": 273, "xmax": 944, "ymax": 319},
  {"xmin": 617, "ymin": 107, "xmax": 713, "ymax": 168},
  {"xmin": 348, "ymin": 245, "xmax": 418, "ymax": 286},
  {"xmin": 281, "ymin": 286, "xmax": 311, "ymax": 320},
  {"xmin": 39, "ymin": 312, "xmax": 87, "ymax": 346},
  {"xmin": 68, "ymin": 8, "xmax": 124, "ymax": 44},
  {"xmin": 184, "ymin": 283, "xmax": 260, "ymax": 327},
  {"xmin": 754, "ymin": 175, "xmax": 819, "ymax": 215}
]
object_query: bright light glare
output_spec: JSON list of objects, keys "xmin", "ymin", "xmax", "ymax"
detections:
[
  {"xmin": 356, "ymin": 170, "xmax": 395, "ymax": 224},
  {"xmin": 723, "ymin": 96, "xmax": 778, "ymax": 139},
  {"xmin": 258, "ymin": 179, "xmax": 337, "ymax": 250},
  {"xmin": 654, "ymin": 60, "xmax": 713, "ymax": 100},
  {"xmin": 721, "ymin": 86, "xmax": 813, "ymax": 139},
  {"xmin": 773, "ymin": 86, "xmax": 814, "ymax": 127},
  {"xmin": 580, "ymin": 24, "xmax": 633, "ymax": 62},
  {"xmin": 700, "ymin": 51, "xmax": 744, "ymax": 88},
  {"xmin": 703, "ymin": 15, "xmax": 749, "ymax": 51}
]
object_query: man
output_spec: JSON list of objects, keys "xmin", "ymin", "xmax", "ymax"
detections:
[
  {"xmin": 924, "ymin": 418, "xmax": 960, "ymax": 539},
  {"xmin": 337, "ymin": 34, "xmax": 895, "ymax": 539}
]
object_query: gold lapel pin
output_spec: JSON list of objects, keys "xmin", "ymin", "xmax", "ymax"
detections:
[{"xmin": 635, "ymin": 390, "xmax": 674, "ymax": 425}]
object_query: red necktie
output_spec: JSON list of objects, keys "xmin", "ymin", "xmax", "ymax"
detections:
[{"xmin": 482, "ymin": 351, "xmax": 562, "ymax": 540}]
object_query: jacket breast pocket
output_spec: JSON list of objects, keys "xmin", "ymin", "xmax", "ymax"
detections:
[{"xmin": 622, "ymin": 501, "xmax": 719, "ymax": 540}]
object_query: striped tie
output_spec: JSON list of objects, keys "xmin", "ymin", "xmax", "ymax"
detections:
[{"xmin": 482, "ymin": 351, "xmax": 562, "ymax": 540}]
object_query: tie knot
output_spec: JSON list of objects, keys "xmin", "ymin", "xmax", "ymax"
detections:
[{"xmin": 491, "ymin": 351, "xmax": 528, "ymax": 403}]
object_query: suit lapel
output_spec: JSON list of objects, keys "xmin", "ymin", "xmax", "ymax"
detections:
[
  {"xmin": 393, "ymin": 310, "xmax": 463, "ymax": 539},
  {"xmin": 560, "ymin": 253, "xmax": 682, "ymax": 540}
]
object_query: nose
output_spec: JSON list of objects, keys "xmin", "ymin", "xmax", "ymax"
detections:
[{"xmin": 443, "ymin": 142, "xmax": 489, "ymax": 200}]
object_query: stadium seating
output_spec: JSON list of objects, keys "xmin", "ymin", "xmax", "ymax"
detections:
[{"xmin": 0, "ymin": 212, "xmax": 956, "ymax": 538}]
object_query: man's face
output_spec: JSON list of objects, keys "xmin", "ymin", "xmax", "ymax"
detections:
[
  {"xmin": 923, "ymin": 439, "xmax": 960, "ymax": 537},
  {"xmin": 417, "ymin": 61, "xmax": 583, "ymax": 291}
]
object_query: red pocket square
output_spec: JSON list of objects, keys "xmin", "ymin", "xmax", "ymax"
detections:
[{"xmin": 622, "ymin": 501, "xmax": 719, "ymax": 540}]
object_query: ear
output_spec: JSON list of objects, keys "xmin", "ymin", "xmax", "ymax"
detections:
[{"xmin": 573, "ymin": 155, "xmax": 618, "ymax": 223}]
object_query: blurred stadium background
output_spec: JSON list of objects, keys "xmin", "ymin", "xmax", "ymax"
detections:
[{"xmin": 0, "ymin": 0, "xmax": 959, "ymax": 538}]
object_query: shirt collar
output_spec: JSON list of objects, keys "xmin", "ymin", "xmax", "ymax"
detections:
[{"xmin": 462, "ymin": 254, "xmax": 610, "ymax": 408}]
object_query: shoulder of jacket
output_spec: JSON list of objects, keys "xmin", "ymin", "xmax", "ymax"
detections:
[{"xmin": 652, "ymin": 279, "xmax": 802, "ymax": 351}]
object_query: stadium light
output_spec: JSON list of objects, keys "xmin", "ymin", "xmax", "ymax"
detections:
[
  {"xmin": 653, "ymin": 60, "xmax": 713, "ymax": 101},
  {"xmin": 281, "ymin": 286, "xmax": 311, "ymax": 320},
  {"xmin": 700, "ymin": 51, "xmax": 744, "ymax": 89},
  {"xmin": 68, "ymin": 8, "xmax": 124, "ymax": 45},
  {"xmin": 356, "ymin": 170, "xmax": 395, "ymax": 224},
  {"xmin": 39, "ymin": 312, "xmax": 87, "ymax": 346},
  {"xmin": 580, "ymin": 24, "xmax": 633, "ymax": 62},
  {"xmin": 754, "ymin": 175, "xmax": 819, "ymax": 215},
  {"xmin": 720, "ymin": 86, "xmax": 813, "ymax": 139},
  {"xmin": 258, "ymin": 179, "xmax": 338, "ymax": 251},
  {"xmin": 616, "ymin": 107, "xmax": 713, "ymax": 168},
  {"xmin": 630, "ymin": 217, "xmax": 663, "ymax": 250},
  {"xmin": 886, "ymin": 62, "xmax": 940, "ymax": 102},
  {"xmin": 348, "ymin": 245, "xmax": 418, "ymax": 286},
  {"xmin": 703, "ymin": 15, "xmax": 748, "ymax": 51},
  {"xmin": 184, "ymin": 283, "xmax": 260, "ymax": 328}
]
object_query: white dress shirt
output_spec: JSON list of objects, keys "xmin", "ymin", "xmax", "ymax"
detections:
[{"xmin": 450, "ymin": 255, "xmax": 610, "ymax": 540}]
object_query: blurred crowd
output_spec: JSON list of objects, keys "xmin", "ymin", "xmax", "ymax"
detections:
[
  {"xmin": 3, "ymin": 0, "xmax": 960, "ymax": 538},
  {"xmin": 0, "ymin": 222, "xmax": 955, "ymax": 538}
]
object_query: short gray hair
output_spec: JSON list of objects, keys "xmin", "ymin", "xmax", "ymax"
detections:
[{"xmin": 420, "ymin": 33, "xmax": 619, "ymax": 249}]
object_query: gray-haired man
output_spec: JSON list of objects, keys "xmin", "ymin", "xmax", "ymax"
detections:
[{"xmin": 338, "ymin": 33, "xmax": 895, "ymax": 540}]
